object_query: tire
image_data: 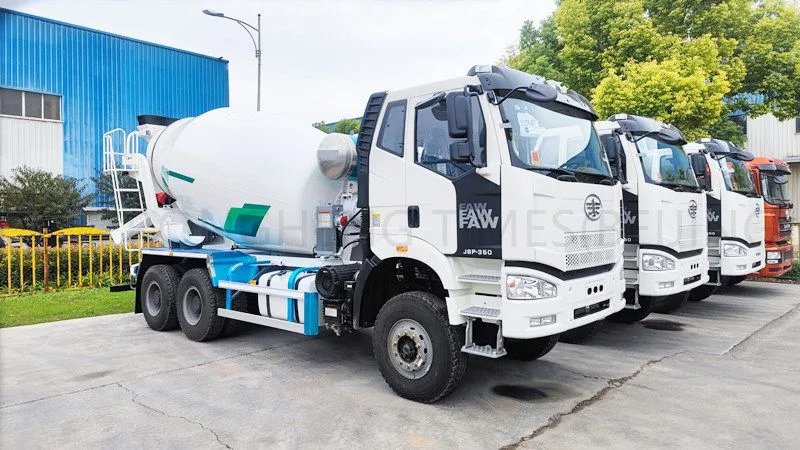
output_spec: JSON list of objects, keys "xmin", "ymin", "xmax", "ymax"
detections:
[
  {"xmin": 688, "ymin": 284, "xmax": 717, "ymax": 302},
  {"xmin": 607, "ymin": 291, "xmax": 651, "ymax": 324},
  {"xmin": 505, "ymin": 335, "xmax": 560, "ymax": 360},
  {"xmin": 140, "ymin": 264, "xmax": 180, "ymax": 331},
  {"xmin": 373, "ymin": 291, "xmax": 466, "ymax": 403},
  {"xmin": 220, "ymin": 292, "xmax": 249, "ymax": 337},
  {"xmin": 651, "ymin": 291, "xmax": 690, "ymax": 314},
  {"xmin": 176, "ymin": 268, "xmax": 228, "ymax": 342},
  {"xmin": 559, "ymin": 321, "xmax": 601, "ymax": 344},
  {"xmin": 722, "ymin": 275, "xmax": 747, "ymax": 287}
]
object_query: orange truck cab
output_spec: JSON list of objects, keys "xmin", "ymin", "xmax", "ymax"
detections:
[{"xmin": 747, "ymin": 157, "xmax": 793, "ymax": 276}]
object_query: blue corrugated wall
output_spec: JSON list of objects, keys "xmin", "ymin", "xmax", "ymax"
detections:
[{"xmin": 0, "ymin": 8, "xmax": 229, "ymax": 199}]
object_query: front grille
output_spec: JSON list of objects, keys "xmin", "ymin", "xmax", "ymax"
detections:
[
  {"xmin": 564, "ymin": 231, "xmax": 617, "ymax": 270},
  {"xmin": 678, "ymin": 224, "xmax": 706, "ymax": 251},
  {"xmin": 574, "ymin": 299, "xmax": 610, "ymax": 319}
]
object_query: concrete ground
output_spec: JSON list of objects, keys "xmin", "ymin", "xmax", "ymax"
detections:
[{"xmin": 1, "ymin": 281, "xmax": 798, "ymax": 449}]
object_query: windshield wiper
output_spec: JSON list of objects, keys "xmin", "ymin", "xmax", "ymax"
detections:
[
  {"xmin": 572, "ymin": 170, "xmax": 616, "ymax": 185},
  {"xmin": 660, "ymin": 181, "xmax": 701, "ymax": 193},
  {"xmin": 525, "ymin": 166, "xmax": 578, "ymax": 182},
  {"xmin": 732, "ymin": 189, "xmax": 760, "ymax": 198}
]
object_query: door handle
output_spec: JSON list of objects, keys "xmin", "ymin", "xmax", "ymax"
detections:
[{"xmin": 408, "ymin": 206, "xmax": 420, "ymax": 228}]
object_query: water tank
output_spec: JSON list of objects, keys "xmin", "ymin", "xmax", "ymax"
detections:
[{"xmin": 145, "ymin": 108, "xmax": 342, "ymax": 254}]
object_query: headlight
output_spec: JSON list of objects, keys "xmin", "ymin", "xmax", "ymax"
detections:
[
  {"xmin": 641, "ymin": 254, "xmax": 675, "ymax": 271},
  {"xmin": 766, "ymin": 251, "xmax": 781, "ymax": 260},
  {"xmin": 506, "ymin": 275, "xmax": 557, "ymax": 300},
  {"xmin": 723, "ymin": 243, "xmax": 748, "ymax": 257}
]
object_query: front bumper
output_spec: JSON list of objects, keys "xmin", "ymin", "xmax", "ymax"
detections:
[
  {"xmin": 499, "ymin": 262, "xmax": 626, "ymax": 339},
  {"xmin": 720, "ymin": 240, "xmax": 764, "ymax": 276},
  {"xmin": 758, "ymin": 244, "xmax": 793, "ymax": 277},
  {"xmin": 636, "ymin": 249, "xmax": 709, "ymax": 297}
]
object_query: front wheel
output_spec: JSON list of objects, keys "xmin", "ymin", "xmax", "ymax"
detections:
[
  {"xmin": 688, "ymin": 284, "xmax": 717, "ymax": 302},
  {"xmin": 373, "ymin": 291, "xmax": 466, "ymax": 403},
  {"xmin": 651, "ymin": 291, "xmax": 690, "ymax": 314},
  {"xmin": 505, "ymin": 335, "xmax": 560, "ymax": 360},
  {"xmin": 559, "ymin": 321, "xmax": 601, "ymax": 344}
]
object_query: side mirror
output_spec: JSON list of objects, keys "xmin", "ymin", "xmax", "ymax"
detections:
[
  {"xmin": 525, "ymin": 83, "xmax": 558, "ymax": 103},
  {"xmin": 690, "ymin": 153, "xmax": 707, "ymax": 178},
  {"xmin": 445, "ymin": 91, "xmax": 486, "ymax": 167},
  {"xmin": 600, "ymin": 133, "xmax": 626, "ymax": 183}
]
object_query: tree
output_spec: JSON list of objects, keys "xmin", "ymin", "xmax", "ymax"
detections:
[
  {"xmin": 331, "ymin": 118, "xmax": 361, "ymax": 135},
  {"xmin": 0, "ymin": 167, "xmax": 93, "ymax": 230},
  {"xmin": 508, "ymin": 0, "xmax": 800, "ymax": 137},
  {"xmin": 312, "ymin": 121, "xmax": 329, "ymax": 133}
]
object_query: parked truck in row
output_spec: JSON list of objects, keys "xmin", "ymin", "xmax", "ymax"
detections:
[
  {"xmin": 747, "ymin": 157, "xmax": 794, "ymax": 277},
  {"xmin": 684, "ymin": 139, "xmax": 765, "ymax": 301},
  {"xmin": 104, "ymin": 65, "xmax": 626, "ymax": 403},
  {"xmin": 595, "ymin": 115, "xmax": 708, "ymax": 322}
]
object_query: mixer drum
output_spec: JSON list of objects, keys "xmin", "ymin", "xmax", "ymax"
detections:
[{"xmin": 145, "ymin": 108, "xmax": 342, "ymax": 254}]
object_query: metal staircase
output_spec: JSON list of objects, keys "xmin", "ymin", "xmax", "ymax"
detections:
[{"xmin": 102, "ymin": 129, "xmax": 157, "ymax": 249}]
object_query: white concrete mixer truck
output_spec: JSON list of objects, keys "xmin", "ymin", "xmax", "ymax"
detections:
[
  {"xmin": 104, "ymin": 65, "xmax": 626, "ymax": 403},
  {"xmin": 684, "ymin": 139, "xmax": 765, "ymax": 301}
]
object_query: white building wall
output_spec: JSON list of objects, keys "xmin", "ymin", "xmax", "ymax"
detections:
[
  {"xmin": 0, "ymin": 115, "xmax": 64, "ymax": 178},
  {"xmin": 746, "ymin": 114, "xmax": 800, "ymax": 223}
]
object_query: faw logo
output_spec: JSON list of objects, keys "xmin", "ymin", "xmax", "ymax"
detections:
[
  {"xmin": 754, "ymin": 204, "xmax": 761, "ymax": 218},
  {"xmin": 584, "ymin": 195, "xmax": 602, "ymax": 221},
  {"xmin": 459, "ymin": 203, "xmax": 499, "ymax": 229},
  {"xmin": 688, "ymin": 200, "xmax": 698, "ymax": 219},
  {"xmin": 623, "ymin": 209, "xmax": 637, "ymax": 225},
  {"xmin": 708, "ymin": 210, "xmax": 720, "ymax": 222}
]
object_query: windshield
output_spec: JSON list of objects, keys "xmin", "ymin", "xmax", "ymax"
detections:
[
  {"xmin": 500, "ymin": 97, "xmax": 612, "ymax": 180},
  {"xmin": 718, "ymin": 156, "xmax": 756, "ymax": 193},
  {"xmin": 761, "ymin": 171, "xmax": 791, "ymax": 205},
  {"xmin": 634, "ymin": 136, "xmax": 698, "ymax": 188}
]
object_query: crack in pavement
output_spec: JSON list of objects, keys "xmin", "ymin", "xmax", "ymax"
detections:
[
  {"xmin": 117, "ymin": 383, "xmax": 232, "ymax": 449},
  {"xmin": 560, "ymin": 368, "xmax": 610, "ymax": 382},
  {"xmin": 502, "ymin": 351, "xmax": 685, "ymax": 449},
  {"xmin": 724, "ymin": 303, "xmax": 800, "ymax": 355},
  {"xmin": 1, "ymin": 336, "xmax": 318, "ymax": 410}
]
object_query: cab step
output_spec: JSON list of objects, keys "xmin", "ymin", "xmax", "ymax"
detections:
[
  {"xmin": 460, "ymin": 306, "xmax": 500, "ymax": 319},
  {"xmin": 460, "ymin": 316, "xmax": 506, "ymax": 358}
]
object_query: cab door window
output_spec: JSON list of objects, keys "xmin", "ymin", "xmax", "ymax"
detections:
[{"xmin": 414, "ymin": 95, "xmax": 483, "ymax": 178}]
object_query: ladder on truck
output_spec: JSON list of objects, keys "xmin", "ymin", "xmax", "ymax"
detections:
[{"xmin": 102, "ymin": 129, "xmax": 158, "ymax": 249}]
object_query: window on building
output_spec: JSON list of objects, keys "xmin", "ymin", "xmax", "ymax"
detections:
[
  {"xmin": 0, "ymin": 88, "xmax": 23, "ymax": 116},
  {"xmin": 0, "ymin": 88, "xmax": 61, "ymax": 121},
  {"xmin": 795, "ymin": 117, "xmax": 799, "ymax": 134},
  {"xmin": 24, "ymin": 92, "xmax": 43, "ymax": 118},
  {"xmin": 377, "ymin": 100, "xmax": 407, "ymax": 156}
]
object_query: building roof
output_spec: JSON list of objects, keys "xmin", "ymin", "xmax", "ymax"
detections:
[{"xmin": 0, "ymin": 7, "xmax": 228, "ymax": 63}]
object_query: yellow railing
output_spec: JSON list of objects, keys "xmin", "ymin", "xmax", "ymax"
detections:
[{"xmin": 0, "ymin": 227, "xmax": 159, "ymax": 294}]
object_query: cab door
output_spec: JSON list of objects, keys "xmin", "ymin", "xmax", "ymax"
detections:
[{"xmin": 406, "ymin": 91, "xmax": 501, "ymax": 258}]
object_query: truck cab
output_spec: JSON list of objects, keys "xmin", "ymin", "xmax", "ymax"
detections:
[
  {"xmin": 595, "ymin": 115, "xmax": 708, "ymax": 322},
  {"xmin": 684, "ymin": 139, "xmax": 765, "ymax": 300},
  {"xmin": 746, "ymin": 157, "xmax": 793, "ymax": 277},
  {"xmin": 108, "ymin": 65, "xmax": 626, "ymax": 403}
]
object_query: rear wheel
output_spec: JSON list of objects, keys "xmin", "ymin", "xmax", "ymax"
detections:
[
  {"xmin": 607, "ymin": 290, "xmax": 651, "ymax": 324},
  {"xmin": 140, "ymin": 264, "xmax": 180, "ymax": 331},
  {"xmin": 176, "ymin": 268, "xmax": 227, "ymax": 342},
  {"xmin": 651, "ymin": 291, "xmax": 690, "ymax": 314},
  {"xmin": 559, "ymin": 321, "xmax": 601, "ymax": 344},
  {"xmin": 505, "ymin": 335, "xmax": 560, "ymax": 360},
  {"xmin": 373, "ymin": 291, "xmax": 466, "ymax": 403},
  {"xmin": 688, "ymin": 284, "xmax": 717, "ymax": 302}
]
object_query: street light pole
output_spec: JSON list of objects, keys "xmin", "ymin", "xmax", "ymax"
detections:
[{"xmin": 203, "ymin": 9, "xmax": 262, "ymax": 111}]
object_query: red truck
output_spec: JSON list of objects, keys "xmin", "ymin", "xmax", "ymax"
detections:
[{"xmin": 747, "ymin": 157, "xmax": 794, "ymax": 277}]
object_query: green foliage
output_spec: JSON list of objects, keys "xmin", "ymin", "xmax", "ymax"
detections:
[
  {"xmin": 0, "ymin": 167, "xmax": 93, "ymax": 230},
  {"xmin": 311, "ymin": 121, "xmax": 329, "ymax": 133},
  {"xmin": 0, "ymin": 244, "xmax": 135, "ymax": 293},
  {"xmin": 708, "ymin": 115, "xmax": 747, "ymax": 146},
  {"xmin": 508, "ymin": 0, "xmax": 800, "ymax": 137},
  {"xmin": 331, "ymin": 119, "xmax": 361, "ymax": 135}
]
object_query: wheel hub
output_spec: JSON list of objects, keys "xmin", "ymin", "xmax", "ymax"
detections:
[
  {"xmin": 145, "ymin": 281, "xmax": 162, "ymax": 316},
  {"xmin": 387, "ymin": 319, "xmax": 432, "ymax": 379},
  {"xmin": 182, "ymin": 287, "xmax": 203, "ymax": 326}
]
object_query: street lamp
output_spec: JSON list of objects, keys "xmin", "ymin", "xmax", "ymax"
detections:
[{"xmin": 203, "ymin": 9, "xmax": 262, "ymax": 111}]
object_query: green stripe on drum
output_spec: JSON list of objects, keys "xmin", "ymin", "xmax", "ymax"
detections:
[
  {"xmin": 166, "ymin": 170, "xmax": 195, "ymax": 183},
  {"xmin": 222, "ymin": 204, "xmax": 271, "ymax": 237}
]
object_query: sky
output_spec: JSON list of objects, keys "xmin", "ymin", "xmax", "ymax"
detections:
[{"xmin": 3, "ymin": 0, "xmax": 556, "ymax": 125}]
